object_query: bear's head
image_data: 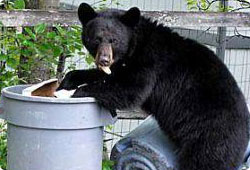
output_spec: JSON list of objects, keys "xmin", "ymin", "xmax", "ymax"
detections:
[{"xmin": 78, "ymin": 3, "xmax": 140, "ymax": 72}]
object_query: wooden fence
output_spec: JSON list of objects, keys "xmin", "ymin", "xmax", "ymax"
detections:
[{"xmin": 0, "ymin": 10, "xmax": 250, "ymax": 27}]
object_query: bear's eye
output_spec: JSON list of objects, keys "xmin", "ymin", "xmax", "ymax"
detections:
[
  {"xmin": 94, "ymin": 37, "xmax": 102, "ymax": 44},
  {"xmin": 109, "ymin": 38, "xmax": 118, "ymax": 44}
]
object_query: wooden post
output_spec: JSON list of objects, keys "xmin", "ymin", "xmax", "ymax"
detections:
[
  {"xmin": 216, "ymin": 0, "xmax": 228, "ymax": 62},
  {"xmin": 216, "ymin": 27, "xmax": 227, "ymax": 61}
]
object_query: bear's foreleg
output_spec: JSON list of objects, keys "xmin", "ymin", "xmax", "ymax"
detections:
[
  {"xmin": 57, "ymin": 69, "xmax": 107, "ymax": 91},
  {"xmin": 71, "ymin": 71, "xmax": 155, "ymax": 110}
]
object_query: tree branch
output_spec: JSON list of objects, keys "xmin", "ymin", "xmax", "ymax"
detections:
[{"xmin": 197, "ymin": 0, "xmax": 220, "ymax": 11}]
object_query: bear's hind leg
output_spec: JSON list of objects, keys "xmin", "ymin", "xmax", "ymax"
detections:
[{"xmin": 177, "ymin": 142, "xmax": 239, "ymax": 170}]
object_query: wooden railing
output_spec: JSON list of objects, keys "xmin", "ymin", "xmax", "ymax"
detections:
[{"xmin": 0, "ymin": 10, "xmax": 250, "ymax": 27}]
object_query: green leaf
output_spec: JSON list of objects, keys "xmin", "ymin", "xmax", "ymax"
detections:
[
  {"xmin": 102, "ymin": 160, "xmax": 114, "ymax": 170},
  {"xmin": 69, "ymin": 45, "xmax": 76, "ymax": 53},
  {"xmin": 21, "ymin": 49, "xmax": 32, "ymax": 56},
  {"xmin": 35, "ymin": 23, "xmax": 47, "ymax": 34},
  {"xmin": 54, "ymin": 35, "xmax": 62, "ymax": 41},
  {"xmin": 24, "ymin": 27, "xmax": 36, "ymax": 40},
  {"xmin": 13, "ymin": 0, "xmax": 25, "ymax": 9},
  {"xmin": 55, "ymin": 25, "xmax": 66, "ymax": 35},
  {"xmin": 53, "ymin": 46, "xmax": 63, "ymax": 57},
  {"xmin": 0, "ymin": 54, "xmax": 8, "ymax": 61},
  {"xmin": 105, "ymin": 125, "xmax": 113, "ymax": 131},
  {"xmin": 189, "ymin": 6, "xmax": 198, "ymax": 10},
  {"xmin": 22, "ymin": 40, "xmax": 34, "ymax": 47},
  {"xmin": 77, "ymin": 51, "xmax": 85, "ymax": 55},
  {"xmin": 17, "ymin": 33, "xmax": 26, "ymax": 40},
  {"xmin": 46, "ymin": 32, "xmax": 57, "ymax": 39},
  {"xmin": 40, "ymin": 43, "xmax": 51, "ymax": 51},
  {"xmin": 6, "ymin": 58, "xmax": 18, "ymax": 68},
  {"xmin": 85, "ymin": 54, "xmax": 94, "ymax": 65}
]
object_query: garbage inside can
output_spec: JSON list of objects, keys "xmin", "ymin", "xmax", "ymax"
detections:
[{"xmin": 0, "ymin": 85, "xmax": 116, "ymax": 170}]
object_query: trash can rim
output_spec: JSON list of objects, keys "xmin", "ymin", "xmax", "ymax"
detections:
[{"xmin": 1, "ymin": 85, "xmax": 96, "ymax": 104}]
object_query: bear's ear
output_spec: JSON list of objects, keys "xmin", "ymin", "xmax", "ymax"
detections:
[
  {"xmin": 120, "ymin": 7, "xmax": 140, "ymax": 27},
  {"xmin": 78, "ymin": 3, "xmax": 97, "ymax": 26}
]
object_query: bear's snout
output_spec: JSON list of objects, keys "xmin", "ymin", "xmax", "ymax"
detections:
[
  {"xmin": 95, "ymin": 43, "xmax": 114, "ymax": 67},
  {"xmin": 99, "ymin": 54, "xmax": 110, "ymax": 66}
]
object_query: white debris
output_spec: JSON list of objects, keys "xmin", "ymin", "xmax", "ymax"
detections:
[{"xmin": 54, "ymin": 89, "xmax": 76, "ymax": 98}]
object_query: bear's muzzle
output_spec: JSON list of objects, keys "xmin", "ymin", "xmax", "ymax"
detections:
[{"xmin": 95, "ymin": 43, "xmax": 114, "ymax": 74}]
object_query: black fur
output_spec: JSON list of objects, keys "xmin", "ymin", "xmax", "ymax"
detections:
[{"xmin": 58, "ymin": 3, "xmax": 249, "ymax": 170}]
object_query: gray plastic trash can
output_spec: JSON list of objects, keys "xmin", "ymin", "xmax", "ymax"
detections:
[
  {"xmin": 111, "ymin": 116, "xmax": 250, "ymax": 170},
  {"xmin": 111, "ymin": 116, "xmax": 177, "ymax": 170},
  {"xmin": 0, "ymin": 85, "xmax": 116, "ymax": 170}
]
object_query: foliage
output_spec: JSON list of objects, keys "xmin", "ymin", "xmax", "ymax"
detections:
[
  {"xmin": 0, "ymin": 0, "xmax": 87, "ymax": 88},
  {"xmin": 0, "ymin": 24, "xmax": 84, "ymax": 88},
  {"xmin": 102, "ymin": 159, "xmax": 114, "ymax": 170},
  {"xmin": 185, "ymin": 0, "xmax": 249, "ymax": 12},
  {"xmin": 0, "ymin": 0, "xmax": 25, "ymax": 9},
  {"xmin": 13, "ymin": 0, "xmax": 25, "ymax": 9},
  {"xmin": 0, "ymin": 122, "xmax": 7, "ymax": 170},
  {"xmin": 92, "ymin": 0, "xmax": 123, "ymax": 10}
]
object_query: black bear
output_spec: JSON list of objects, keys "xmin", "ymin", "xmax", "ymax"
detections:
[{"xmin": 57, "ymin": 3, "xmax": 249, "ymax": 170}]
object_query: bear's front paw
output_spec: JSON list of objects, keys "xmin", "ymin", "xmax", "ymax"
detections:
[
  {"xmin": 57, "ymin": 71, "xmax": 79, "ymax": 91},
  {"xmin": 71, "ymin": 87, "xmax": 90, "ymax": 98}
]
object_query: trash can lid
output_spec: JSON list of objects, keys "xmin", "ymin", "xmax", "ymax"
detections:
[{"xmin": 2, "ymin": 85, "xmax": 96, "ymax": 104}]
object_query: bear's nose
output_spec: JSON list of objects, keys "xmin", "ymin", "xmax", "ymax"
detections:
[{"xmin": 99, "ymin": 55, "xmax": 110, "ymax": 66}]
